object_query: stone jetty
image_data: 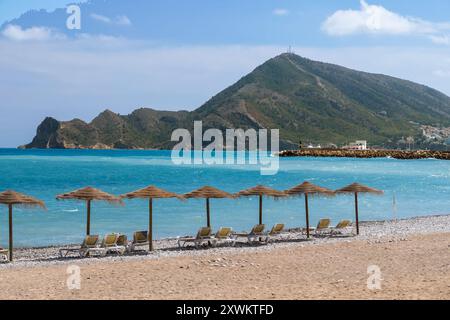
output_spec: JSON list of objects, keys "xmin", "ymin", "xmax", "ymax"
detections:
[{"xmin": 277, "ymin": 149, "xmax": 450, "ymax": 160}]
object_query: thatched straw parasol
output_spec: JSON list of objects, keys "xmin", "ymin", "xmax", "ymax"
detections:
[
  {"xmin": 235, "ymin": 185, "xmax": 286, "ymax": 225},
  {"xmin": 121, "ymin": 186, "xmax": 182, "ymax": 251},
  {"xmin": 0, "ymin": 190, "xmax": 45, "ymax": 261},
  {"xmin": 285, "ymin": 182, "xmax": 334, "ymax": 238},
  {"xmin": 57, "ymin": 187, "xmax": 122, "ymax": 235},
  {"xmin": 184, "ymin": 186, "xmax": 234, "ymax": 228},
  {"xmin": 336, "ymin": 183, "xmax": 383, "ymax": 235}
]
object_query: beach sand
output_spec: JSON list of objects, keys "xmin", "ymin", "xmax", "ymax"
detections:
[{"xmin": 0, "ymin": 228, "xmax": 449, "ymax": 300}]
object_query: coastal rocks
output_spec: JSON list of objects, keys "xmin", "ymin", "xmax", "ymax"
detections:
[{"xmin": 277, "ymin": 149, "xmax": 450, "ymax": 160}]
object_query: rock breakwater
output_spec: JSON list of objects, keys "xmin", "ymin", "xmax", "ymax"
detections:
[{"xmin": 277, "ymin": 149, "xmax": 450, "ymax": 160}]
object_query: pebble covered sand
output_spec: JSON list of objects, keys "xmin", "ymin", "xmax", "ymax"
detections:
[
  {"xmin": 2, "ymin": 214, "xmax": 450, "ymax": 270},
  {"xmin": 1, "ymin": 214, "xmax": 450, "ymax": 300}
]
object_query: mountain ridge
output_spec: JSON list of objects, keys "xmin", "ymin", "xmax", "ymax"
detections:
[{"xmin": 22, "ymin": 53, "xmax": 450, "ymax": 150}]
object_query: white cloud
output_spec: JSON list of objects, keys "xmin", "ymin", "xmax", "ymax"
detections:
[
  {"xmin": 323, "ymin": 1, "xmax": 415, "ymax": 35},
  {"xmin": 90, "ymin": 13, "xmax": 132, "ymax": 26},
  {"xmin": 430, "ymin": 35, "xmax": 450, "ymax": 45},
  {"xmin": 322, "ymin": 0, "xmax": 450, "ymax": 45},
  {"xmin": 273, "ymin": 9, "xmax": 289, "ymax": 16},
  {"xmin": 433, "ymin": 69, "xmax": 450, "ymax": 77},
  {"xmin": 1, "ymin": 24, "xmax": 63, "ymax": 41},
  {"xmin": 90, "ymin": 13, "xmax": 112, "ymax": 24},
  {"xmin": 116, "ymin": 15, "xmax": 132, "ymax": 26},
  {"xmin": 76, "ymin": 33, "xmax": 125, "ymax": 43}
]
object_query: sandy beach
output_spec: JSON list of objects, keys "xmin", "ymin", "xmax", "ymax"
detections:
[{"xmin": 1, "ymin": 215, "xmax": 450, "ymax": 300}]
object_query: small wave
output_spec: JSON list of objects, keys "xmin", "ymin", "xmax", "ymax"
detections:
[{"xmin": 63, "ymin": 209, "xmax": 79, "ymax": 213}]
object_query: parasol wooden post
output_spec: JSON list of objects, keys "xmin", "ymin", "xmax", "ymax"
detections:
[
  {"xmin": 206, "ymin": 198, "xmax": 211, "ymax": 228},
  {"xmin": 259, "ymin": 195, "xmax": 263, "ymax": 225},
  {"xmin": 8, "ymin": 204, "xmax": 13, "ymax": 262},
  {"xmin": 305, "ymin": 193, "xmax": 310, "ymax": 239},
  {"xmin": 86, "ymin": 200, "xmax": 91, "ymax": 236},
  {"xmin": 149, "ymin": 198, "xmax": 153, "ymax": 251},
  {"xmin": 355, "ymin": 192, "xmax": 359, "ymax": 235}
]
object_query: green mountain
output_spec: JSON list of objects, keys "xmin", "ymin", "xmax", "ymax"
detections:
[{"xmin": 23, "ymin": 53, "xmax": 450, "ymax": 150}]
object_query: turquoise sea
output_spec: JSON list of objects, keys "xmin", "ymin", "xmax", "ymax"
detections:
[{"xmin": 0, "ymin": 149, "xmax": 449, "ymax": 247}]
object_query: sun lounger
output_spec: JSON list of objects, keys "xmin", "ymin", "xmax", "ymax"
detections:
[
  {"xmin": 117, "ymin": 234, "xmax": 129, "ymax": 251},
  {"xmin": 269, "ymin": 223, "xmax": 285, "ymax": 235},
  {"xmin": 177, "ymin": 227, "xmax": 213, "ymax": 249},
  {"xmin": 129, "ymin": 231, "xmax": 149, "ymax": 252},
  {"xmin": 306, "ymin": 219, "xmax": 331, "ymax": 236},
  {"xmin": 0, "ymin": 248, "xmax": 8, "ymax": 261},
  {"xmin": 59, "ymin": 235, "xmax": 100, "ymax": 258},
  {"xmin": 315, "ymin": 218, "xmax": 331, "ymax": 235},
  {"xmin": 99, "ymin": 233, "xmax": 126, "ymax": 256},
  {"xmin": 331, "ymin": 220, "xmax": 352, "ymax": 235},
  {"xmin": 211, "ymin": 227, "xmax": 236, "ymax": 247},
  {"xmin": 234, "ymin": 224, "xmax": 266, "ymax": 244},
  {"xmin": 264, "ymin": 223, "xmax": 285, "ymax": 243}
]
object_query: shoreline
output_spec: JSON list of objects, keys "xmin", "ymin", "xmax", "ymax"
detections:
[
  {"xmin": 8, "ymin": 212, "xmax": 450, "ymax": 251},
  {"xmin": 278, "ymin": 149, "xmax": 450, "ymax": 160},
  {"xmin": 1, "ymin": 217, "xmax": 450, "ymax": 299},
  {"xmin": 2, "ymin": 213, "xmax": 450, "ymax": 270}
]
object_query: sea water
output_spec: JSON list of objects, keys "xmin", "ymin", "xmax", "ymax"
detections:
[{"xmin": 0, "ymin": 148, "xmax": 449, "ymax": 247}]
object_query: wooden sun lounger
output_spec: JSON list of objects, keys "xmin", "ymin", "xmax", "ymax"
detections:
[{"xmin": 177, "ymin": 227, "xmax": 213, "ymax": 249}]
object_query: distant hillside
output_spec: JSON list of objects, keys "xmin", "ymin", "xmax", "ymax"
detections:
[{"xmin": 23, "ymin": 53, "xmax": 450, "ymax": 150}]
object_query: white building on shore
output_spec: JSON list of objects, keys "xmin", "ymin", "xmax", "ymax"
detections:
[{"xmin": 343, "ymin": 140, "xmax": 367, "ymax": 150}]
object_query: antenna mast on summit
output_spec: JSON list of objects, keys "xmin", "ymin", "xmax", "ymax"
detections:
[{"xmin": 287, "ymin": 46, "xmax": 295, "ymax": 54}]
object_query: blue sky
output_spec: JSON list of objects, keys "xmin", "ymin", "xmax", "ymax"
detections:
[
  {"xmin": 1, "ymin": 0, "xmax": 450, "ymax": 146},
  {"xmin": 0, "ymin": 0, "xmax": 79, "ymax": 23}
]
